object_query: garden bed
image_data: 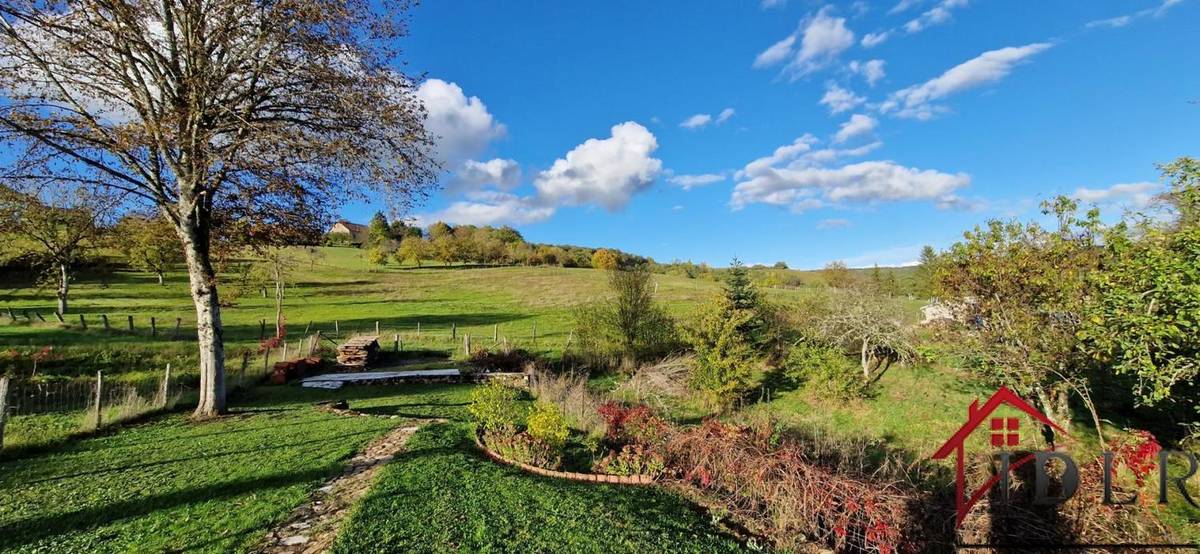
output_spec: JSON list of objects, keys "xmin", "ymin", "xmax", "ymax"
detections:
[{"xmin": 473, "ymin": 427, "xmax": 655, "ymax": 485}]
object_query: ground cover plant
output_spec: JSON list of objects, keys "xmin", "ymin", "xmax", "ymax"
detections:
[{"xmin": 332, "ymin": 422, "xmax": 745, "ymax": 554}]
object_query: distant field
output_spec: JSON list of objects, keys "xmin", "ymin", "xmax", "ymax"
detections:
[{"xmin": 0, "ymin": 246, "xmax": 841, "ymax": 381}]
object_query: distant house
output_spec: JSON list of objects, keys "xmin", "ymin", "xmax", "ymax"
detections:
[{"xmin": 327, "ymin": 220, "xmax": 369, "ymax": 246}]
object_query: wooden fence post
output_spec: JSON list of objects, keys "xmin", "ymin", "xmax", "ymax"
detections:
[
  {"xmin": 101, "ymin": 314, "xmax": 110, "ymax": 331},
  {"xmin": 416, "ymin": 322, "xmax": 421, "ymax": 338},
  {"xmin": 263, "ymin": 349, "xmax": 271, "ymax": 374},
  {"xmin": 282, "ymin": 341, "xmax": 288, "ymax": 361},
  {"xmin": 394, "ymin": 334, "xmax": 400, "ymax": 352},
  {"xmin": 375, "ymin": 321, "xmax": 380, "ymax": 335},
  {"xmin": 334, "ymin": 320, "xmax": 340, "ymax": 336},
  {"xmin": 241, "ymin": 351, "xmax": 250, "ymax": 388},
  {"xmin": 494, "ymin": 324, "xmax": 498, "ymax": 342},
  {"xmin": 159, "ymin": 363, "xmax": 172, "ymax": 408},
  {"xmin": 260, "ymin": 319, "xmax": 266, "ymax": 340},
  {"xmin": 173, "ymin": 318, "xmax": 181, "ymax": 339},
  {"xmin": 451, "ymin": 323, "xmax": 456, "ymax": 340},
  {"xmin": 531, "ymin": 323, "xmax": 536, "ymax": 344},
  {"xmin": 150, "ymin": 317, "xmax": 157, "ymax": 337},
  {"xmin": 0, "ymin": 376, "xmax": 9, "ymax": 450},
  {"xmin": 93, "ymin": 371, "xmax": 103, "ymax": 430},
  {"xmin": 464, "ymin": 334, "xmax": 471, "ymax": 357},
  {"xmin": 127, "ymin": 315, "xmax": 134, "ymax": 331},
  {"xmin": 79, "ymin": 313, "xmax": 87, "ymax": 329}
]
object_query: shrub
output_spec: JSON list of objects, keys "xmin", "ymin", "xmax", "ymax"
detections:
[
  {"xmin": 468, "ymin": 348, "xmax": 535, "ymax": 373},
  {"xmin": 526, "ymin": 401, "xmax": 569, "ymax": 448},
  {"xmin": 683, "ymin": 296, "xmax": 758, "ymax": 410},
  {"xmin": 784, "ymin": 342, "xmax": 868, "ymax": 400},
  {"xmin": 469, "ymin": 380, "xmax": 525, "ymax": 433},
  {"xmin": 596, "ymin": 402, "xmax": 669, "ymax": 448},
  {"xmin": 529, "ymin": 369, "xmax": 606, "ymax": 438},
  {"xmin": 572, "ymin": 266, "xmax": 678, "ymax": 369},
  {"xmin": 485, "ymin": 430, "xmax": 561, "ymax": 470},
  {"xmin": 593, "ymin": 444, "xmax": 665, "ymax": 477}
]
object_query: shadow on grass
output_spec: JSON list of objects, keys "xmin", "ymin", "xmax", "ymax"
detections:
[{"xmin": 0, "ymin": 465, "xmax": 338, "ymax": 551}]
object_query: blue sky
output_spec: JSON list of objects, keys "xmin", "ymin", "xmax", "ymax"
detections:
[{"xmin": 343, "ymin": 0, "xmax": 1200, "ymax": 268}]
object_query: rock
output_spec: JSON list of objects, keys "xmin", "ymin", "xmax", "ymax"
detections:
[{"xmin": 282, "ymin": 535, "xmax": 309, "ymax": 546}]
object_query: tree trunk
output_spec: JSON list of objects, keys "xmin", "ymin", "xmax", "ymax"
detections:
[
  {"xmin": 1034, "ymin": 383, "xmax": 1073, "ymax": 440},
  {"xmin": 157, "ymin": 272, "xmax": 164, "ymax": 286},
  {"xmin": 861, "ymin": 339, "xmax": 870, "ymax": 379},
  {"xmin": 56, "ymin": 263, "xmax": 69, "ymax": 315},
  {"xmin": 177, "ymin": 213, "xmax": 225, "ymax": 419}
]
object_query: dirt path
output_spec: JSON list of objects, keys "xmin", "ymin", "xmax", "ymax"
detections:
[{"xmin": 252, "ymin": 423, "xmax": 424, "ymax": 554}]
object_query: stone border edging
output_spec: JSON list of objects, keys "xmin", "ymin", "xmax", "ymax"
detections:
[{"xmin": 473, "ymin": 429, "xmax": 655, "ymax": 486}]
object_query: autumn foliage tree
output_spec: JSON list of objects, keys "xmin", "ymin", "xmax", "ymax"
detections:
[
  {"xmin": 0, "ymin": 0, "xmax": 438, "ymax": 417},
  {"xmin": 114, "ymin": 213, "xmax": 183, "ymax": 285}
]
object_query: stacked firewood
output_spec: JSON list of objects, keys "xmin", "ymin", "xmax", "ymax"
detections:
[{"xmin": 336, "ymin": 336, "xmax": 380, "ymax": 369}]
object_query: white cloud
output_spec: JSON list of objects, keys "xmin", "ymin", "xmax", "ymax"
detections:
[
  {"xmin": 447, "ymin": 158, "xmax": 521, "ymax": 193},
  {"xmin": 819, "ymin": 83, "xmax": 866, "ymax": 114},
  {"xmin": 881, "ymin": 42, "xmax": 1052, "ymax": 120},
  {"xmin": 680, "ymin": 113, "xmax": 714, "ymax": 129},
  {"xmin": 841, "ymin": 244, "xmax": 925, "ymax": 268},
  {"xmin": 415, "ymin": 79, "xmax": 507, "ymax": 167},
  {"xmin": 903, "ymin": 0, "xmax": 968, "ymax": 34},
  {"xmin": 534, "ymin": 122, "xmax": 663, "ymax": 211},
  {"xmin": 817, "ymin": 218, "xmax": 852, "ymax": 229},
  {"xmin": 789, "ymin": 7, "xmax": 856, "ymax": 77},
  {"xmin": 1086, "ymin": 0, "xmax": 1183, "ymax": 28},
  {"xmin": 717, "ymin": 108, "xmax": 736, "ymax": 124},
  {"xmin": 414, "ymin": 191, "xmax": 555, "ymax": 227},
  {"xmin": 756, "ymin": 7, "xmax": 855, "ymax": 78},
  {"xmin": 732, "ymin": 130, "xmax": 969, "ymax": 213},
  {"xmin": 833, "ymin": 114, "xmax": 878, "ymax": 143},
  {"xmin": 668, "ymin": 173, "xmax": 725, "ymax": 190},
  {"xmin": 761, "ymin": 0, "xmax": 787, "ymax": 9},
  {"xmin": 848, "ymin": 59, "xmax": 886, "ymax": 86},
  {"xmin": 754, "ymin": 34, "xmax": 797, "ymax": 69},
  {"xmin": 861, "ymin": 31, "xmax": 891, "ymax": 48},
  {"xmin": 1073, "ymin": 182, "xmax": 1160, "ymax": 209},
  {"xmin": 889, "ymin": 0, "xmax": 924, "ymax": 14}
]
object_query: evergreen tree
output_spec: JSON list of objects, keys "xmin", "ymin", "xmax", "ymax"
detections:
[
  {"xmin": 724, "ymin": 257, "xmax": 759, "ymax": 310},
  {"xmin": 367, "ymin": 211, "xmax": 391, "ymax": 246}
]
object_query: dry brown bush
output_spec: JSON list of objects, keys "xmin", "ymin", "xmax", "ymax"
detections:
[
  {"xmin": 528, "ymin": 368, "xmax": 607, "ymax": 437},
  {"xmin": 613, "ymin": 355, "xmax": 692, "ymax": 411}
]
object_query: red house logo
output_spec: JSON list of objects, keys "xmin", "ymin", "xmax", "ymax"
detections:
[{"xmin": 931, "ymin": 386, "xmax": 1068, "ymax": 527}]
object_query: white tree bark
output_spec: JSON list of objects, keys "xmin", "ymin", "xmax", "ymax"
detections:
[
  {"xmin": 56, "ymin": 262, "xmax": 69, "ymax": 315},
  {"xmin": 178, "ymin": 213, "xmax": 225, "ymax": 418}
]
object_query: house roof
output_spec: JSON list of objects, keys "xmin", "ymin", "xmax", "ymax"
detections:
[{"xmin": 931, "ymin": 386, "xmax": 1067, "ymax": 460}]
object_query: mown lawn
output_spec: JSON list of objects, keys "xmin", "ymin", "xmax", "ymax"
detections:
[
  {"xmin": 334, "ymin": 422, "xmax": 745, "ymax": 554},
  {"xmin": 0, "ymin": 383, "xmax": 472, "ymax": 553}
]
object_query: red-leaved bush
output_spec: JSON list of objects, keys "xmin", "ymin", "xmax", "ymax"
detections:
[
  {"xmin": 663, "ymin": 418, "xmax": 914, "ymax": 553},
  {"xmin": 1112, "ymin": 429, "xmax": 1161, "ymax": 487},
  {"xmin": 597, "ymin": 402, "xmax": 670, "ymax": 447}
]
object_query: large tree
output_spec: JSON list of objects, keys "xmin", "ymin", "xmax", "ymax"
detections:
[{"xmin": 0, "ymin": 0, "xmax": 437, "ymax": 417}]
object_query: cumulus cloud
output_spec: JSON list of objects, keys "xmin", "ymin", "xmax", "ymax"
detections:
[
  {"xmin": 680, "ymin": 113, "xmax": 713, "ymax": 129},
  {"xmin": 1086, "ymin": 0, "xmax": 1183, "ymax": 28},
  {"xmin": 732, "ymin": 133, "xmax": 968, "ymax": 213},
  {"xmin": 1073, "ymin": 182, "xmax": 1161, "ymax": 209},
  {"xmin": 761, "ymin": 0, "xmax": 787, "ymax": 9},
  {"xmin": 817, "ymin": 218, "xmax": 852, "ymax": 229},
  {"xmin": 414, "ymin": 191, "xmax": 556, "ymax": 227},
  {"xmin": 717, "ymin": 108, "xmax": 736, "ymax": 124},
  {"xmin": 446, "ymin": 158, "xmax": 521, "ymax": 193},
  {"xmin": 848, "ymin": 59, "xmax": 886, "ymax": 86},
  {"xmin": 754, "ymin": 7, "xmax": 855, "ymax": 78},
  {"xmin": 880, "ymin": 42, "xmax": 1052, "ymax": 120},
  {"xmin": 416, "ymin": 79, "xmax": 507, "ymax": 167},
  {"xmin": 889, "ymin": 0, "xmax": 924, "ymax": 14},
  {"xmin": 668, "ymin": 173, "xmax": 726, "ymax": 190},
  {"xmin": 833, "ymin": 114, "xmax": 878, "ymax": 143},
  {"xmin": 819, "ymin": 83, "xmax": 866, "ymax": 114},
  {"xmin": 534, "ymin": 122, "xmax": 663, "ymax": 211},
  {"xmin": 841, "ymin": 244, "xmax": 925, "ymax": 268}
]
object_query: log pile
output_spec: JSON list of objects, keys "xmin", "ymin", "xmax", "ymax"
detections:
[{"xmin": 337, "ymin": 336, "xmax": 381, "ymax": 369}]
